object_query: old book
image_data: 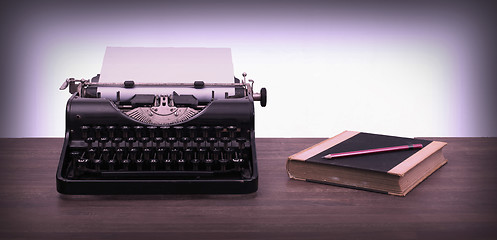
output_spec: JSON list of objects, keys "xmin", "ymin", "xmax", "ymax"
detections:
[{"xmin": 286, "ymin": 131, "xmax": 448, "ymax": 196}]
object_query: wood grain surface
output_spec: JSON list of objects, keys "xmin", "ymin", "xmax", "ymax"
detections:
[{"xmin": 0, "ymin": 138, "xmax": 496, "ymax": 240}]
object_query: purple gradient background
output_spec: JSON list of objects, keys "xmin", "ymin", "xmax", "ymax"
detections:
[{"xmin": 0, "ymin": 0, "xmax": 496, "ymax": 137}]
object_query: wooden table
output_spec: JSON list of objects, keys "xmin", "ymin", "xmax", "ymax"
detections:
[{"xmin": 1, "ymin": 138, "xmax": 496, "ymax": 240}]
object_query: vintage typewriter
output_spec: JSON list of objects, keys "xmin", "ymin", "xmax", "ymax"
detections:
[{"xmin": 56, "ymin": 48, "xmax": 266, "ymax": 194}]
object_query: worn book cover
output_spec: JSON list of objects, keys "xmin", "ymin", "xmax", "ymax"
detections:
[{"xmin": 287, "ymin": 131, "xmax": 448, "ymax": 196}]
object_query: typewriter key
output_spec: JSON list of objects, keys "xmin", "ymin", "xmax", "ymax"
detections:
[
  {"xmin": 150, "ymin": 158, "xmax": 158, "ymax": 171},
  {"xmin": 194, "ymin": 137, "xmax": 204, "ymax": 149},
  {"xmin": 174, "ymin": 126, "xmax": 184, "ymax": 138},
  {"xmin": 227, "ymin": 126, "xmax": 237, "ymax": 138},
  {"xmin": 134, "ymin": 126, "xmax": 144, "ymax": 138},
  {"xmin": 94, "ymin": 126, "xmax": 103, "ymax": 139},
  {"xmin": 214, "ymin": 126, "xmax": 224, "ymax": 138},
  {"xmin": 201, "ymin": 126, "xmax": 210, "ymax": 138},
  {"xmin": 154, "ymin": 137, "xmax": 163, "ymax": 148},
  {"xmin": 107, "ymin": 126, "xmax": 116, "ymax": 138},
  {"xmin": 80, "ymin": 126, "xmax": 90, "ymax": 139},
  {"xmin": 180, "ymin": 137, "xmax": 190, "ymax": 149},
  {"xmin": 160, "ymin": 126, "xmax": 170, "ymax": 139},
  {"xmin": 187, "ymin": 126, "xmax": 197, "ymax": 138}
]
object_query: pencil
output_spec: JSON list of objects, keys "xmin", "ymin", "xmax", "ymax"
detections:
[{"xmin": 322, "ymin": 144, "xmax": 423, "ymax": 159}]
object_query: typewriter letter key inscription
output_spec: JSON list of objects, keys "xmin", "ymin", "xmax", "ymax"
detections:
[{"xmin": 56, "ymin": 47, "xmax": 266, "ymax": 194}]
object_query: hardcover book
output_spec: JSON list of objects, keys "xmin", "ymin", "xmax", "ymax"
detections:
[{"xmin": 286, "ymin": 131, "xmax": 448, "ymax": 196}]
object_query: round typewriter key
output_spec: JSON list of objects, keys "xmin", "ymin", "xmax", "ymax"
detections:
[
  {"xmin": 147, "ymin": 126, "xmax": 157, "ymax": 138},
  {"xmin": 160, "ymin": 126, "xmax": 170, "ymax": 138},
  {"xmin": 214, "ymin": 126, "xmax": 224, "ymax": 138},
  {"xmin": 134, "ymin": 126, "xmax": 144, "ymax": 138},
  {"xmin": 107, "ymin": 126, "xmax": 116, "ymax": 138},
  {"xmin": 221, "ymin": 137, "xmax": 231, "ymax": 149},
  {"xmin": 180, "ymin": 137, "xmax": 190, "ymax": 149},
  {"xmin": 218, "ymin": 153, "xmax": 228, "ymax": 172},
  {"xmin": 194, "ymin": 137, "xmax": 204, "ymax": 149},
  {"xmin": 187, "ymin": 126, "xmax": 197, "ymax": 138},
  {"xmin": 94, "ymin": 126, "xmax": 103, "ymax": 139},
  {"xmin": 80, "ymin": 126, "xmax": 90, "ymax": 139},
  {"xmin": 236, "ymin": 138, "xmax": 247, "ymax": 150},
  {"xmin": 207, "ymin": 137, "xmax": 217, "ymax": 150},
  {"xmin": 173, "ymin": 126, "xmax": 184, "ymax": 138},
  {"xmin": 85, "ymin": 137, "xmax": 95, "ymax": 148},
  {"xmin": 227, "ymin": 126, "xmax": 237, "ymax": 138},
  {"xmin": 112, "ymin": 137, "xmax": 123, "ymax": 148},
  {"xmin": 200, "ymin": 126, "xmax": 210, "ymax": 138},
  {"xmin": 150, "ymin": 158, "xmax": 158, "ymax": 171},
  {"xmin": 167, "ymin": 137, "xmax": 177, "ymax": 149},
  {"xmin": 121, "ymin": 126, "xmax": 130, "ymax": 138},
  {"xmin": 154, "ymin": 137, "xmax": 163, "ymax": 148}
]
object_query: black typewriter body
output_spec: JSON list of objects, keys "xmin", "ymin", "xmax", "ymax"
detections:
[{"xmin": 57, "ymin": 74, "xmax": 266, "ymax": 194}]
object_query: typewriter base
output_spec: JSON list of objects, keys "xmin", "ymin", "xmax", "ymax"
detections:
[
  {"xmin": 56, "ymin": 132, "xmax": 259, "ymax": 194},
  {"xmin": 56, "ymin": 178, "xmax": 258, "ymax": 194}
]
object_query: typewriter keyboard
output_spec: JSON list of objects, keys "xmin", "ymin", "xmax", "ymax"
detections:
[{"xmin": 66, "ymin": 125, "xmax": 253, "ymax": 180}]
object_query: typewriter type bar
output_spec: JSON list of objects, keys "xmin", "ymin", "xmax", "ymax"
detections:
[{"xmin": 57, "ymin": 72, "xmax": 266, "ymax": 194}]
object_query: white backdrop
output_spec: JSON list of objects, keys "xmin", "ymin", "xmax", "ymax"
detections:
[{"xmin": 1, "ymin": 1, "xmax": 496, "ymax": 138}]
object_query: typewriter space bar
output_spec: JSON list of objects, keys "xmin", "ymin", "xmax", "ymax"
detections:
[{"xmin": 101, "ymin": 171, "xmax": 214, "ymax": 178}]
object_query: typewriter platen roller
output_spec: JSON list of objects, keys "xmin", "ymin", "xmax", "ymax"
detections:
[{"xmin": 56, "ymin": 48, "xmax": 266, "ymax": 194}]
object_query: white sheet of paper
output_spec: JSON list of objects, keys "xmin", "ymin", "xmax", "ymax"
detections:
[{"xmin": 98, "ymin": 47, "xmax": 235, "ymax": 101}]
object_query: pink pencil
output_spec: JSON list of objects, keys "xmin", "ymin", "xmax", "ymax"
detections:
[{"xmin": 322, "ymin": 144, "xmax": 423, "ymax": 159}]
